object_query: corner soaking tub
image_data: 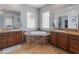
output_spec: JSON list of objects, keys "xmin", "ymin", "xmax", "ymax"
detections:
[{"xmin": 25, "ymin": 31, "xmax": 50, "ymax": 44}]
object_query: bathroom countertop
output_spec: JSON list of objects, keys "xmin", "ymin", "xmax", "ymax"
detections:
[
  {"xmin": 51, "ymin": 30, "xmax": 79, "ymax": 36},
  {"xmin": 0, "ymin": 29, "xmax": 22, "ymax": 33}
]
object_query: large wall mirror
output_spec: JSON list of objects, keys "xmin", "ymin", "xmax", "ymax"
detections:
[
  {"xmin": 58, "ymin": 16, "xmax": 68, "ymax": 29},
  {"xmin": 3, "ymin": 16, "xmax": 14, "ymax": 29},
  {"xmin": 0, "ymin": 11, "xmax": 21, "ymax": 29},
  {"xmin": 53, "ymin": 16, "xmax": 68, "ymax": 30},
  {"xmin": 53, "ymin": 15, "xmax": 78, "ymax": 30}
]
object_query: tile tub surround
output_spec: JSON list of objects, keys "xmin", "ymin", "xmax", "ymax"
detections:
[
  {"xmin": 26, "ymin": 35, "xmax": 49, "ymax": 44},
  {"xmin": 25, "ymin": 31, "xmax": 50, "ymax": 44}
]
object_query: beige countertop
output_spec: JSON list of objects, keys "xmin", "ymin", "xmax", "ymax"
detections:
[
  {"xmin": 52, "ymin": 30, "xmax": 79, "ymax": 36},
  {"xmin": 0, "ymin": 29, "xmax": 22, "ymax": 33}
]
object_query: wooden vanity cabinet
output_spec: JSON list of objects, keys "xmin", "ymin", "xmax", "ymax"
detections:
[
  {"xmin": 0, "ymin": 31, "xmax": 23, "ymax": 49},
  {"xmin": 50, "ymin": 32, "xmax": 58, "ymax": 46},
  {"xmin": 50, "ymin": 32, "xmax": 69, "ymax": 50},
  {"xmin": 58, "ymin": 33, "xmax": 69, "ymax": 50},
  {"xmin": 69, "ymin": 35, "xmax": 79, "ymax": 54},
  {"xmin": 0, "ymin": 33, "xmax": 8, "ymax": 49},
  {"xmin": 50, "ymin": 31, "xmax": 79, "ymax": 53}
]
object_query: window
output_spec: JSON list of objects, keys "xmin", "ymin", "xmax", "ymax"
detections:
[
  {"xmin": 42, "ymin": 11, "xmax": 50, "ymax": 28},
  {"xmin": 27, "ymin": 12, "xmax": 35, "ymax": 28}
]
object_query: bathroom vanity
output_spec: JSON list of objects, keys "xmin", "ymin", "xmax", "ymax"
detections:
[
  {"xmin": 0, "ymin": 30, "xmax": 23, "ymax": 49},
  {"xmin": 50, "ymin": 30, "xmax": 79, "ymax": 54},
  {"xmin": 52, "ymin": 14, "xmax": 79, "ymax": 54}
]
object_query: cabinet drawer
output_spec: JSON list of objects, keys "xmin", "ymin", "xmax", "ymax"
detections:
[
  {"xmin": 69, "ymin": 35, "xmax": 79, "ymax": 41},
  {"xmin": 0, "ymin": 36, "xmax": 8, "ymax": 39},
  {"xmin": 60, "ymin": 33, "xmax": 68, "ymax": 38},
  {"xmin": 58, "ymin": 33, "xmax": 68, "ymax": 38},
  {"xmin": 0, "ymin": 33, "xmax": 8, "ymax": 37},
  {"xmin": 16, "ymin": 31, "xmax": 22, "ymax": 35},
  {"xmin": 0, "ymin": 39, "xmax": 8, "ymax": 44}
]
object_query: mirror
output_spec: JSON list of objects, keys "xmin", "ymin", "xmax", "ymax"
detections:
[
  {"xmin": 58, "ymin": 16, "xmax": 68, "ymax": 29},
  {"xmin": 53, "ymin": 16, "xmax": 68, "ymax": 30},
  {"xmin": 3, "ymin": 17, "xmax": 14, "ymax": 29},
  {"xmin": 0, "ymin": 11, "xmax": 21, "ymax": 29},
  {"xmin": 53, "ymin": 15, "xmax": 79, "ymax": 30}
]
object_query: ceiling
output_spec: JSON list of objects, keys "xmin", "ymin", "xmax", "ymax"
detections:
[
  {"xmin": 28, "ymin": 4, "xmax": 46, "ymax": 8},
  {"xmin": 0, "ymin": 4, "xmax": 76, "ymax": 12}
]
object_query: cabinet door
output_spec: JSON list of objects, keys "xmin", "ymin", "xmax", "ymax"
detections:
[
  {"xmin": 50, "ymin": 32, "xmax": 58, "ymax": 45},
  {"xmin": 69, "ymin": 38, "xmax": 79, "ymax": 54},
  {"xmin": 16, "ymin": 31, "xmax": 22, "ymax": 44},
  {"xmin": 0, "ymin": 37, "xmax": 8, "ymax": 49},
  {"xmin": 8, "ymin": 32, "xmax": 15, "ymax": 46},
  {"xmin": 58, "ymin": 33, "xmax": 68, "ymax": 50},
  {"xmin": 0, "ymin": 33, "xmax": 8, "ymax": 49}
]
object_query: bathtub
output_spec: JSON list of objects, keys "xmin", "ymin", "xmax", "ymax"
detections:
[
  {"xmin": 25, "ymin": 31, "xmax": 50, "ymax": 44},
  {"xmin": 25, "ymin": 31, "xmax": 50, "ymax": 36}
]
